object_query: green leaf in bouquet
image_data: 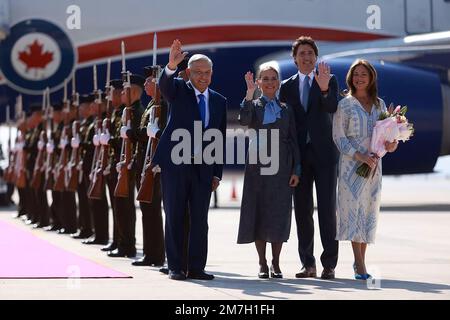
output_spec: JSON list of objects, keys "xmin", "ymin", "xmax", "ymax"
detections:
[
  {"xmin": 400, "ymin": 106, "xmax": 408, "ymax": 116},
  {"xmin": 378, "ymin": 111, "xmax": 390, "ymax": 120}
]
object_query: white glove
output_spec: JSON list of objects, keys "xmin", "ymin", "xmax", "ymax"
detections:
[
  {"xmin": 71, "ymin": 136, "xmax": 80, "ymax": 148},
  {"xmin": 100, "ymin": 131, "xmax": 111, "ymax": 145},
  {"xmin": 15, "ymin": 142, "xmax": 24, "ymax": 151},
  {"xmin": 103, "ymin": 164, "xmax": 111, "ymax": 176},
  {"xmin": 37, "ymin": 140, "xmax": 45, "ymax": 151},
  {"xmin": 116, "ymin": 162, "xmax": 123, "ymax": 173},
  {"xmin": 146, "ymin": 117, "xmax": 160, "ymax": 139},
  {"xmin": 59, "ymin": 137, "xmax": 68, "ymax": 149},
  {"xmin": 46, "ymin": 142, "xmax": 54, "ymax": 154},
  {"xmin": 152, "ymin": 164, "xmax": 161, "ymax": 174},
  {"xmin": 93, "ymin": 134, "xmax": 100, "ymax": 146},
  {"xmin": 120, "ymin": 126, "xmax": 130, "ymax": 139}
]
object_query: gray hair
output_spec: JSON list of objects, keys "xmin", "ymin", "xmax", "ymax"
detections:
[{"xmin": 188, "ymin": 54, "xmax": 213, "ymax": 69}]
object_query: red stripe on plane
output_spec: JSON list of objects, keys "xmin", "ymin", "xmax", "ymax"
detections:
[{"xmin": 77, "ymin": 25, "xmax": 391, "ymax": 63}]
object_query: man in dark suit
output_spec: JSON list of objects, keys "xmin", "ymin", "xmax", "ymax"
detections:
[
  {"xmin": 279, "ymin": 36, "xmax": 339, "ymax": 280},
  {"xmin": 152, "ymin": 39, "xmax": 227, "ymax": 281}
]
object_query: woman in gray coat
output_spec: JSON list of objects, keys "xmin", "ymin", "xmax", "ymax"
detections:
[{"xmin": 237, "ymin": 65, "xmax": 301, "ymax": 279}]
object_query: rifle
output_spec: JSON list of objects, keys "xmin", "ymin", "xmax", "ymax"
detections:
[
  {"xmin": 114, "ymin": 70, "xmax": 132, "ymax": 198},
  {"xmin": 136, "ymin": 66, "xmax": 161, "ymax": 203},
  {"xmin": 15, "ymin": 141, "xmax": 27, "ymax": 189},
  {"xmin": 88, "ymin": 60, "xmax": 111, "ymax": 199},
  {"xmin": 53, "ymin": 95, "xmax": 71, "ymax": 192},
  {"xmin": 64, "ymin": 73, "xmax": 82, "ymax": 192},
  {"xmin": 31, "ymin": 89, "xmax": 48, "ymax": 190},
  {"xmin": 14, "ymin": 95, "xmax": 27, "ymax": 189},
  {"xmin": 65, "ymin": 119, "xmax": 81, "ymax": 191},
  {"xmin": 44, "ymin": 103, "xmax": 55, "ymax": 190},
  {"xmin": 3, "ymin": 105, "xmax": 14, "ymax": 183}
]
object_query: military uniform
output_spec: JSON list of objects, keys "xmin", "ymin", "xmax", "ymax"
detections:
[
  {"xmin": 23, "ymin": 120, "xmax": 40, "ymax": 225},
  {"xmin": 59, "ymin": 117, "xmax": 78, "ymax": 234},
  {"xmin": 108, "ymin": 97, "xmax": 144, "ymax": 257},
  {"xmin": 133, "ymin": 97, "xmax": 168, "ymax": 266},
  {"xmin": 23, "ymin": 105, "xmax": 50, "ymax": 228},
  {"xmin": 33, "ymin": 121, "xmax": 50, "ymax": 228},
  {"xmin": 73, "ymin": 112, "xmax": 95, "ymax": 239},
  {"xmin": 83, "ymin": 110, "xmax": 109, "ymax": 245},
  {"xmin": 45, "ymin": 120, "xmax": 64, "ymax": 231},
  {"xmin": 103, "ymin": 98, "xmax": 124, "ymax": 252}
]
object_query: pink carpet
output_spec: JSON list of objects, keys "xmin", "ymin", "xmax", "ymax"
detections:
[{"xmin": 0, "ymin": 220, "xmax": 130, "ymax": 278}]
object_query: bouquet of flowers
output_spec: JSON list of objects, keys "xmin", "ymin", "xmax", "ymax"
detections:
[{"xmin": 356, "ymin": 104, "xmax": 414, "ymax": 178}]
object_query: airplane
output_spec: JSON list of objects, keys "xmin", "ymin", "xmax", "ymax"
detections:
[{"xmin": 0, "ymin": 0, "xmax": 449, "ymax": 175}]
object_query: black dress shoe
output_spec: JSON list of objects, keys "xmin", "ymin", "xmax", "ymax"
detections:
[
  {"xmin": 132, "ymin": 256, "xmax": 164, "ymax": 267},
  {"xmin": 107, "ymin": 249, "xmax": 136, "ymax": 258},
  {"xmin": 25, "ymin": 219, "xmax": 35, "ymax": 225},
  {"xmin": 71, "ymin": 230, "xmax": 94, "ymax": 239},
  {"xmin": 62, "ymin": 228, "xmax": 77, "ymax": 234},
  {"xmin": 101, "ymin": 242, "xmax": 117, "ymax": 252},
  {"xmin": 168, "ymin": 270, "xmax": 186, "ymax": 280},
  {"xmin": 295, "ymin": 266, "xmax": 317, "ymax": 278},
  {"xmin": 132, "ymin": 258, "xmax": 152, "ymax": 266},
  {"xmin": 258, "ymin": 264, "xmax": 269, "ymax": 279},
  {"xmin": 270, "ymin": 265, "xmax": 283, "ymax": 279},
  {"xmin": 321, "ymin": 268, "xmax": 335, "ymax": 280},
  {"xmin": 187, "ymin": 270, "xmax": 214, "ymax": 280},
  {"xmin": 82, "ymin": 237, "xmax": 109, "ymax": 245},
  {"xmin": 159, "ymin": 267, "xmax": 169, "ymax": 275},
  {"xmin": 43, "ymin": 225, "xmax": 60, "ymax": 231}
]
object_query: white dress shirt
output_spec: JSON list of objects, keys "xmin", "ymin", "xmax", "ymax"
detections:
[{"xmin": 298, "ymin": 70, "xmax": 315, "ymax": 106}]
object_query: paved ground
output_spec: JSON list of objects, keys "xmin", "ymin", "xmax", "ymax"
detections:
[{"xmin": 1, "ymin": 157, "xmax": 450, "ymax": 300}]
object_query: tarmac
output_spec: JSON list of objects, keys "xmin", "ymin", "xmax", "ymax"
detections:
[{"xmin": 1, "ymin": 156, "xmax": 450, "ymax": 300}]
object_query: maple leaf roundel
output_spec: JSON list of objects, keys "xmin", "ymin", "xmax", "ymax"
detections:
[{"xmin": 0, "ymin": 19, "xmax": 75, "ymax": 94}]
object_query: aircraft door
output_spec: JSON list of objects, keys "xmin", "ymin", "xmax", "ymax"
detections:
[{"xmin": 405, "ymin": 0, "xmax": 432, "ymax": 34}]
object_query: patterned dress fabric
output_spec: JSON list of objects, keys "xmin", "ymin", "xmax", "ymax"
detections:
[{"xmin": 332, "ymin": 95, "xmax": 386, "ymax": 243}]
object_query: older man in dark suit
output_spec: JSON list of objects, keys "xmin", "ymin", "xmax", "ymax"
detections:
[
  {"xmin": 152, "ymin": 39, "xmax": 227, "ymax": 280},
  {"xmin": 279, "ymin": 36, "xmax": 339, "ymax": 280}
]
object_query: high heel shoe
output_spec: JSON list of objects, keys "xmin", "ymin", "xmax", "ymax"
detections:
[
  {"xmin": 270, "ymin": 265, "xmax": 283, "ymax": 279},
  {"xmin": 354, "ymin": 273, "xmax": 373, "ymax": 280},
  {"xmin": 258, "ymin": 265, "xmax": 269, "ymax": 279}
]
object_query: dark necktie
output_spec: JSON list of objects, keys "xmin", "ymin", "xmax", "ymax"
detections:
[
  {"xmin": 302, "ymin": 75, "xmax": 310, "ymax": 111},
  {"xmin": 198, "ymin": 93, "xmax": 206, "ymax": 127}
]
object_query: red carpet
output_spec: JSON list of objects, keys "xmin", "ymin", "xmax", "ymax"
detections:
[{"xmin": 0, "ymin": 220, "xmax": 130, "ymax": 278}]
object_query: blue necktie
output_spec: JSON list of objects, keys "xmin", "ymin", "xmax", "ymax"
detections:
[
  {"xmin": 198, "ymin": 93, "xmax": 206, "ymax": 127},
  {"xmin": 302, "ymin": 75, "xmax": 310, "ymax": 111}
]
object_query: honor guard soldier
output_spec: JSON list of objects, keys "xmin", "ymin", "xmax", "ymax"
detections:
[
  {"xmin": 101, "ymin": 79, "xmax": 124, "ymax": 252},
  {"xmin": 43, "ymin": 101, "xmax": 64, "ymax": 232},
  {"xmin": 132, "ymin": 66, "xmax": 167, "ymax": 266},
  {"xmin": 83, "ymin": 93, "xmax": 110, "ymax": 245},
  {"xmin": 24, "ymin": 104, "xmax": 48, "ymax": 227},
  {"xmin": 71, "ymin": 94, "xmax": 95, "ymax": 239},
  {"xmin": 108, "ymin": 74, "xmax": 145, "ymax": 258}
]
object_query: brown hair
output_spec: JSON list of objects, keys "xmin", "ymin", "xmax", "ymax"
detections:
[
  {"xmin": 292, "ymin": 36, "xmax": 319, "ymax": 58},
  {"xmin": 345, "ymin": 59, "xmax": 380, "ymax": 108}
]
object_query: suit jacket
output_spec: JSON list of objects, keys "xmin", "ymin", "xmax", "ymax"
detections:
[
  {"xmin": 279, "ymin": 72, "xmax": 339, "ymax": 167},
  {"xmin": 153, "ymin": 70, "xmax": 227, "ymax": 180}
]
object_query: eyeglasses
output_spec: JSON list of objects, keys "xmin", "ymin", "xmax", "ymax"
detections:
[
  {"xmin": 260, "ymin": 77, "xmax": 278, "ymax": 82},
  {"xmin": 191, "ymin": 70, "xmax": 212, "ymax": 77}
]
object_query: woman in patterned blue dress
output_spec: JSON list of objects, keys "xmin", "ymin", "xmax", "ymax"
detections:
[{"xmin": 332, "ymin": 60, "xmax": 398, "ymax": 280}]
